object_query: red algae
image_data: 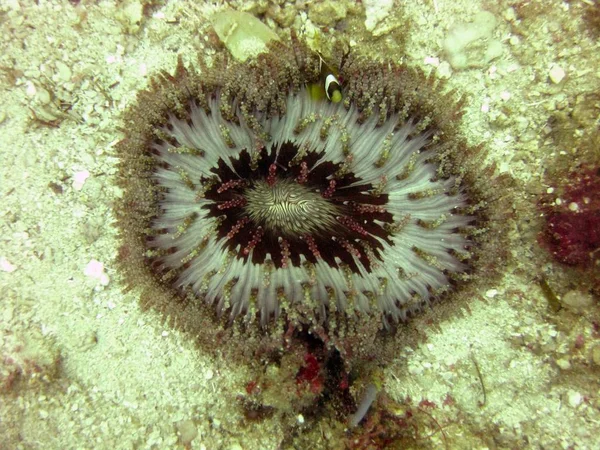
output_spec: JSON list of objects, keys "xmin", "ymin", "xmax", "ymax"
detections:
[{"xmin": 540, "ymin": 167, "xmax": 600, "ymax": 268}]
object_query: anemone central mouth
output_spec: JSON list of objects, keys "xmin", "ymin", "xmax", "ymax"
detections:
[
  {"xmin": 244, "ymin": 178, "xmax": 341, "ymax": 236},
  {"xmin": 199, "ymin": 144, "xmax": 394, "ymax": 273}
]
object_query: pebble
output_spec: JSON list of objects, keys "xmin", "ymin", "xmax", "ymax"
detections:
[
  {"xmin": 212, "ymin": 11, "xmax": 279, "ymax": 62},
  {"xmin": 308, "ymin": 1, "xmax": 347, "ymax": 27},
  {"xmin": 436, "ymin": 61, "xmax": 452, "ymax": 79},
  {"xmin": 55, "ymin": 61, "xmax": 72, "ymax": 82},
  {"xmin": 175, "ymin": 420, "xmax": 198, "ymax": 445},
  {"xmin": 36, "ymin": 87, "xmax": 51, "ymax": 105},
  {"xmin": 424, "ymin": 56, "xmax": 440, "ymax": 66},
  {"xmin": 408, "ymin": 363, "xmax": 424, "ymax": 375},
  {"xmin": 0, "ymin": 257, "xmax": 17, "ymax": 273},
  {"xmin": 561, "ymin": 290, "xmax": 595, "ymax": 310},
  {"xmin": 485, "ymin": 289, "xmax": 498, "ymax": 298},
  {"xmin": 73, "ymin": 170, "xmax": 90, "ymax": 191},
  {"xmin": 567, "ymin": 390, "xmax": 582, "ymax": 408},
  {"xmin": 25, "ymin": 81, "xmax": 37, "ymax": 97},
  {"xmin": 549, "ymin": 65, "xmax": 566, "ymax": 84},
  {"xmin": 84, "ymin": 259, "xmax": 110, "ymax": 286},
  {"xmin": 364, "ymin": 0, "xmax": 393, "ymax": 32},
  {"xmin": 556, "ymin": 358, "xmax": 571, "ymax": 370}
]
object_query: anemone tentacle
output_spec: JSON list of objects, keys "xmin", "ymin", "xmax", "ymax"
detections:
[{"xmin": 143, "ymin": 88, "xmax": 475, "ymax": 326}]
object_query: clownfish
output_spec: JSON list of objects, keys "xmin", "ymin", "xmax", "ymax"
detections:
[{"xmin": 308, "ymin": 54, "xmax": 343, "ymax": 103}]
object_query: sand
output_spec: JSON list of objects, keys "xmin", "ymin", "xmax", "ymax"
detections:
[{"xmin": 1, "ymin": 1, "xmax": 599, "ymax": 449}]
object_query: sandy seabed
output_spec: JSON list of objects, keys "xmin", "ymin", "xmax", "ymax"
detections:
[{"xmin": 1, "ymin": 1, "xmax": 599, "ymax": 449}]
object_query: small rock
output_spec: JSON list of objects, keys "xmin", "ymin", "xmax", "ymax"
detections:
[
  {"xmin": 84, "ymin": 259, "xmax": 110, "ymax": 286},
  {"xmin": 212, "ymin": 10, "xmax": 279, "ymax": 62},
  {"xmin": 55, "ymin": 61, "xmax": 72, "ymax": 82},
  {"xmin": 503, "ymin": 7, "xmax": 517, "ymax": 22},
  {"xmin": 268, "ymin": 4, "xmax": 295, "ymax": 28},
  {"xmin": 36, "ymin": 87, "xmax": 52, "ymax": 105},
  {"xmin": 408, "ymin": 363, "xmax": 424, "ymax": 375},
  {"xmin": 308, "ymin": 1, "xmax": 347, "ymax": 27},
  {"xmin": 556, "ymin": 358, "xmax": 571, "ymax": 370},
  {"xmin": 364, "ymin": 0, "xmax": 393, "ymax": 33},
  {"xmin": 25, "ymin": 81, "xmax": 37, "ymax": 97},
  {"xmin": 549, "ymin": 65, "xmax": 566, "ymax": 84},
  {"xmin": 0, "ymin": 257, "xmax": 17, "ymax": 273},
  {"xmin": 567, "ymin": 390, "xmax": 582, "ymax": 408},
  {"xmin": 561, "ymin": 290, "xmax": 594, "ymax": 310},
  {"xmin": 176, "ymin": 419, "xmax": 198, "ymax": 445},
  {"xmin": 443, "ymin": 11, "xmax": 501, "ymax": 70},
  {"xmin": 117, "ymin": 0, "xmax": 143, "ymax": 34},
  {"xmin": 509, "ymin": 35, "xmax": 520, "ymax": 46},
  {"xmin": 73, "ymin": 170, "xmax": 90, "ymax": 191},
  {"xmin": 436, "ymin": 61, "xmax": 452, "ymax": 79},
  {"xmin": 424, "ymin": 57, "xmax": 440, "ymax": 66},
  {"xmin": 485, "ymin": 289, "xmax": 498, "ymax": 298}
]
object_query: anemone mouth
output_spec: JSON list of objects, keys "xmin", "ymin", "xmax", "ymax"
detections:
[
  {"xmin": 141, "ymin": 87, "xmax": 476, "ymax": 326},
  {"xmin": 243, "ymin": 177, "xmax": 342, "ymax": 238},
  {"xmin": 201, "ymin": 142, "xmax": 394, "ymax": 273}
]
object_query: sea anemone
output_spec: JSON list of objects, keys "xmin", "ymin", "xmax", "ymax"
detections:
[{"xmin": 116, "ymin": 35, "xmax": 500, "ymax": 353}]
